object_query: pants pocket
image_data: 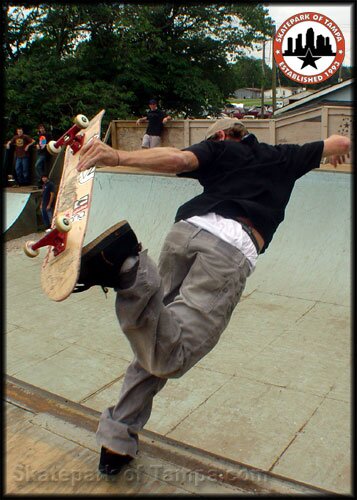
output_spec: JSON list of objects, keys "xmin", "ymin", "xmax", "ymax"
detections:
[{"xmin": 181, "ymin": 254, "xmax": 237, "ymax": 315}]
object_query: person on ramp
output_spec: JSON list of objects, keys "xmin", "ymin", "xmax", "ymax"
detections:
[{"xmin": 75, "ymin": 118, "xmax": 350, "ymax": 475}]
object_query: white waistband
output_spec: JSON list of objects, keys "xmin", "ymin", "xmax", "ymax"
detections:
[{"xmin": 184, "ymin": 213, "xmax": 258, "ymax": 270}]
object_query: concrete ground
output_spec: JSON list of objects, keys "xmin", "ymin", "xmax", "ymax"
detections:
[{"xmin": 4, "ymin": 169, "xmax": 352, "ymax": 495}]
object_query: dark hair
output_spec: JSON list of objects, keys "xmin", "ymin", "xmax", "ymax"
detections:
[{"xmin": 209, "ymin": 123, "xmax": 249, "ymax": 141}]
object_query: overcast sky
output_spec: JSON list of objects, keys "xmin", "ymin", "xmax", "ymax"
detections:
[{"xmin": 264, "ymin": 3, "xmax": 353, "ymax": 67}]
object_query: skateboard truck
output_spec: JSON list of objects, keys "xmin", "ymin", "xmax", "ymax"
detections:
[
  {"xmin": 47, "ymin": 114, "xmax": 89, "ymax": 155},
  {"xmin": 23, "ymin": 215, "xmax": 72, "ymax": 258}
]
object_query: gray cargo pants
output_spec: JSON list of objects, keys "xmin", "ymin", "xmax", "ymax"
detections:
[{"xmin": 96, "ymin": 220, "xmax": 252, "ymax": 456}]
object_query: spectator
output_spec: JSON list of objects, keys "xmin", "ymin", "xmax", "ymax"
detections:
[
  {"xmin": 35, "ymin": 124, "xmax": 52, "ymax": 188},
  {"xmin": 6, "ymin": 127, "xmax": 35, "ymax": 186},
  {"xmin": 40, "ymin": 174, "xmax": 56, "ymax": 231},
  {"xmin": 136, "ymin": 99, "xmax": 171, "ymax": 148}
]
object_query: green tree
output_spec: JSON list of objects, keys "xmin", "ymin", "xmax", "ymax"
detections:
[
  {"xmin": 4, "ymin": 3, "xmax": 274, "ymax": 133},
  {"xmin": 231, "ymin": 56, "xmax": 272, "ymax": 90}
]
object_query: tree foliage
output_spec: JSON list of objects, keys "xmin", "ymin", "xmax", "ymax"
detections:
[
  {"xmin": 5, "ymin": 3, "xmax": 274, "ymax": 134},
  {"xmin": 231, "ymin": 56, "xmax": 272, "ymax": 90}
]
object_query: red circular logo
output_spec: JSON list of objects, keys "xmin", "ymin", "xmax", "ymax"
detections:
[{"xmin": 273, "ymin": 12, "xmax": 345, "ymax": 84}]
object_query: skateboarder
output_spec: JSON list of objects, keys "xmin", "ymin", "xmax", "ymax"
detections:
[{"xmin": 75, "ymin": 118, "xmax": 350, "ymax": 475}]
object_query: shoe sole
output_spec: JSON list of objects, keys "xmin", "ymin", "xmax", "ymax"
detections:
[{"xmin": 82, "ymin": 220, "xmax": 130, "ymax": 259}]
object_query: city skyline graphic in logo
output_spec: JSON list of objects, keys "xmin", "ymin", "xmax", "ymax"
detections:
[{"xmin": 274, "ymin": 12, "xmax": 345, "ymax": 84}]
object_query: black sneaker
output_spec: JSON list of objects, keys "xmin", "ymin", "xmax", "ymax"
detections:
[
  {"xmin": 74, "ymin": 221, "xmax": 141, "ymax": 293},
  {"xmin": 98, "ymin": 446, "xmax": 133, "ymax": 475}
]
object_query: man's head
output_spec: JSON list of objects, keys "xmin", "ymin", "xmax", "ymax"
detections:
[
  {"xmin": 205, "ymin": 118, "xmax": 248, "ymax": 142},
  {"xmin": 38, "ymin": 124, "xmax": 46, "ymax": 133},
  {"xmin": 41, "ymin": 174, "xmax": 49, "ymax": 184},
  {"xmin": 16, "ymin": 128, "xmax": 24, "ymax": 136},
  {"xmin": 149, "ymin": 99, "xmax": 158, "ymax": 110}
]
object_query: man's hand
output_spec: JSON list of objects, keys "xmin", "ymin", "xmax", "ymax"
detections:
[
  {"xmin": 77, "ymin": 139, "xmax": 120, "ymax": 171},
  {"xmin": 322, "ymin": 135, "xmax": 351, "ymax": 167},
  {"xmin": 325, "ymin": 153, "xmax": 350, "ymax": 168}
]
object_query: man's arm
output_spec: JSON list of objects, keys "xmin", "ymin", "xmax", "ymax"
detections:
[
  {"xmin": 136, "ymin": 117, "xmax": 148, "ymax": 125},
  {"xmin": 77, "ymin": 138, "xmax": 199, "ymax": 174},
  {"xmin": 322, "ymin": 134, "xmax": 351, "ymax": 167},
  {"xmin": 47, "ymin": 191, "xmax": 55, "ymax": 209},
  {"xmin": 24, "ymin": 136, "xmax": 35, "ymax": 151},
  {"xmin": 6, "ymin": 136, "xmax": 15, "ymax": 148}
]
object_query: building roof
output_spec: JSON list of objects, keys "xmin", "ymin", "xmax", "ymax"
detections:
[
  {"xmin": 274, "ymin": 79, "xmax": 353, "ymax": 116},
  {"xmin": 235, "ymin": 87, "xmax": 261, "ymax": 92},
  {"xmin": 288, "ymin": 90, "xmax": 315, "ymax": 101}
]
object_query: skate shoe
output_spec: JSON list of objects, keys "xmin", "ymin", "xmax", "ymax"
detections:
[
  {"xmin": 73, "ymin": 220, "xmax": 141, "ymax": 293},
  {"xmin": 98, "ymin": 446, "xmax": 133, "ymax": 475}
]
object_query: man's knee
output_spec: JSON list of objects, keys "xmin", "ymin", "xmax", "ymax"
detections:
[{"xmin": 148, "ymin": 354, "xmax": 189, "ymax": 379}]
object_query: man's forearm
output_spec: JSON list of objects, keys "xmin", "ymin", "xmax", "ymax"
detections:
[
  {"xmin": 118, "ymin": 147, "xmax": 195, "ymax": 174},
  {"xmin": 77, "ymin": 139, "xmax": 198, "ymax": 174}
]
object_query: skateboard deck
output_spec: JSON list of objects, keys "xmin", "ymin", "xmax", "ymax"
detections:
[{"xmin": 31, "ymin": 109, "xmax": 105, "ymax": 301}]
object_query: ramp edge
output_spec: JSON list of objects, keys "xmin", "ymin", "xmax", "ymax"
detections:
[{"xmin": 6, "ymin": 375, "xmax": 332, "ymax": 496}]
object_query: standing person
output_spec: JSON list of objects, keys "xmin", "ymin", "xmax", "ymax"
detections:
[
  {"xmin": 35, "ymin": 124, "xmax": 52, "ymax": 188},
  {"xmin": 136, "ymin": 99, "xmax": 171, "ymax": 148},
  {"xmin": 6, "ymin": 127, "xmax": 35, "ymax": 186},
  {"xmin": 40, "ymin": 174, "xmax": 56, "ymax": 231},
  {"xmin": 74, "ymin": 118, "xmax": 350, "ymax": 475}
]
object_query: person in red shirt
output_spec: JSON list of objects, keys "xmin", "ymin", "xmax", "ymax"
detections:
[{"xmin": 6, "ymin": 127, "xmax": 35, "ymax": 186}]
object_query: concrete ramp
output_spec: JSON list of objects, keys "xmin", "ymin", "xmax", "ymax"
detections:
[
  {"xmin": 4, "ymin": 192, "xmax": 31, "ymax": 231},
  {"xmin": 86, "ymin": 170, "xmax": 351, "ymax": 307},
  {"xmin": 4, "ymin": 191, "xmax": 41, "ymax": 241},
  {"xmin": 6, "ymin": 168, "xmax": 351, "ymax": 494}
]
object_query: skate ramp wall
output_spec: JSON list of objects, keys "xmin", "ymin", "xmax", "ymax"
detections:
[
  {"xmin": 4, "ymin": 191, "xmax": 41, "ymax": 241},
  {"xmin": 86, "ymin": 170, "xmax": 351, "ymax": 307}
]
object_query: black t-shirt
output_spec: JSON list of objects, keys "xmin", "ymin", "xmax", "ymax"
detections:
[
  {"xmin": 146, "ymin": 109, "xmax": 166, "ymax": 136},
  {"xmin": 176, "ymin": 134, "xmax": 324, "ymax": 253},
  {"xmin": 42, "ymin": 180, "xmax": 55, "ymax": 207}
]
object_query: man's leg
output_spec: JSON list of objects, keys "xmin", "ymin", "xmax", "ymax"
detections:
[
  {"xmin": 148, "ymin": 136, "xmax": 161, "ymax": 148},
  {"xmin": 96, "ymin": 222, "xmax": 251, "ymax": 456},
  {"xmin": 15, "ymin": 158, "xmax": 24, "ymax": 185},
  {"xmin": 116, "ymin": 222, "xmax": 250, "ymax": 378},
  {"xmin": 41, "ymin": 205, "xmax": 50, "ymax": 229},
  {"xmin": 96, "ymin": 359, "xmax": 167, "ymax": 456},
  {"xmin": 47, "ymin": 208, "xmax": 53, "ymax": 225},
  {"xmin": 35, "ymin": 156, "xmax": 45, "ymax": 186},
  {"xmin": 141, "ymin": 134, "xmax": 150, "ymax": 149},
  {"xmin": 22, "ymin": 157, "xmax": 30, "ymax": 185}
]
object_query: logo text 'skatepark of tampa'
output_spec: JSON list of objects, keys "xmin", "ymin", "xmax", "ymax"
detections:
[{"xmin": 273, "ymin": 12, "xmax": 345, "ymax": 84}]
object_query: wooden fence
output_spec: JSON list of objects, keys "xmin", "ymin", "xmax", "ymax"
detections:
[{"xmin": 107, "ymin": 105, "xmax": 352, "ymax": 174}]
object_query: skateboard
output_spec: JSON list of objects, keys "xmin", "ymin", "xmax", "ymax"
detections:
[{"xmin": 23, "ymin": 109, "xmax": 105, "ymax": 301}]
